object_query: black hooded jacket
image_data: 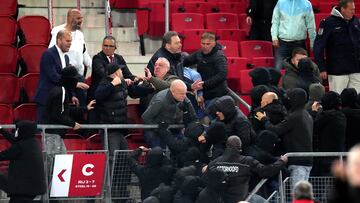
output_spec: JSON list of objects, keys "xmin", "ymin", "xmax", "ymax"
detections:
[
  {"xmin": 128, "ymin": 147, "xmax": 175, "ymax": 200},
  {"xmin": 184, "ymin": 43, "xmax": 228, "ymax": 100},
  {"xmin": 262, "ymin": 88, "xmax": 313, "ymax": 166},
  {"xmin": 0, "ymin": 121, "xmax": 46, "ymax": 196},
  {"xmin": 173, "ymin": 176, "xmax": 202, "ymax": 203},
  {"xmin": 196, "ymin": 167, "xmax": 227, "ymax": 203}
]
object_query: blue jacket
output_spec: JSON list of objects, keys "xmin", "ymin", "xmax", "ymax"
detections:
[
  {"xmin": 271, "ymin": 0, "xmax": 316, "ymax": 47},
  {"xmin": 34, "ymin": 46, "xmax": 63, "ymax": 105},
  {"xmin": 314, "ymin": 7, "xmax": 360, "ymax": 75}
]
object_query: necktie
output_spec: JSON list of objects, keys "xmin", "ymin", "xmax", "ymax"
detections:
[
  {"xmin": 109, "ymin": 55, "xmax": 113, "ymax": 63},
  {"xmin": 65, "ymin": 54, "xmax": 70, "ymax": 67}
]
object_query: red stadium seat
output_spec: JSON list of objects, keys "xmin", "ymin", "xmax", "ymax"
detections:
[
  {"xmin": 206, "ymin": 13, "xmax": 239, "ymax": 29},
  {"xmin": 0, "ymin": 45, "xmax": 18, "ymax": 74},
  {"xmin": 182, "ymin": 29, "xmax": 213, "ymax": 53},
  {"xmin": 239, "ymin": 94, "xmax": 252, "ymax": 116},
  {"xmin": 13, "ymin": 103, "xmax": 37, "ymax": 122},
  {"xmin": 183, "ymin": 2, "xmax": 217, "ymax": 14},
  {"xmin": 314, "ymin": 13, "xmax": 329, "ymax": 30},
  {"xmin": 319, "ymin": 2, "xmax": 336, "ymax": 13},
  {"xmin": 18, "ymin": 44, "xmax": 47, "ymax": 73},
  {"xmin": 170, "ymin": 2, "xmax": 185, "ymax": 14},
  {"xmin": 148, "ymin": 2, "xmax": 165, "ymax": 37},
  {"xmin": 217, "ymin": 40, "xmax": 239, "ymax": 57},
  {"xmin": 0, "ymin": 16, "xmax": 17, "ymax": 45},
  {"xmin": 0, "ymin": 104, "xmax": 13, "ymax": 124},
  {"xmin": 86, "ymin": 133, "xmax": 103, "ymax": 150},
  {"xmin": 227, "ymin": 57, "xmax": 250, "ymax": 91},
  {"xmin": 18, "ymin": 15, "xmax": 51, "ymax": 45},
  {"xmin": 240, "ymin": 69, "xmax": 253, "ymax": 94},
  {"xmin": 216, "ymin": 29, "xmax": 247, "ymax": 41},
  {"xmin": 217, "ymin": 2, "xmax": 246, "ymax": 14},
  {"xmin": 20, "ymin": 73, "xmax": 40, "ymax": 103},
  {"xmin": 63, "ymin": 134, "xmax": 88, "ymax": 150},
  {"xmin": 251, "ymin": 57, "xmax": 275, "ymax": 68},
  {"xmin": 171, "ymin": 13, "xmax": 204, "ymax": 34},
  {"xmin": 0, "ymin": 0, "xmax": 18, "ymax": 17},
  {"xmin": 239, "ymin": 40, "xmax": 273, "ymax": 58},
  {"xmin": 0, "ymin": 73, "xmax": 19, "ymax": 104},
  {"xmin": 238, "ymin": 14, "xmax": 251, "ymax": 34}
]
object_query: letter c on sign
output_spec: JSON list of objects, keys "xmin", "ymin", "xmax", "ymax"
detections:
[{"xmin": 82, "ymin": 164, "xmax": 94, "ymax": 176}]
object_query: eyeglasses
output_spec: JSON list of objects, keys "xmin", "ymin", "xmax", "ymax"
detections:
[{"xmin": 103, "ymin": 44, "xmax": 115, "ymax": 48}]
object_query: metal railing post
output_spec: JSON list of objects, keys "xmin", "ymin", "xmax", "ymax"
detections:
[
  {"xmin": 47, "ymin": 0, "xmax": 54, "ymax": 29},
  {"xmin": 103, "ymin": 127, "xmax": 112, "ymax": 202},
  {"xmin": 165, "ymin": 0, "xmax": 169, "ymax": 32}
]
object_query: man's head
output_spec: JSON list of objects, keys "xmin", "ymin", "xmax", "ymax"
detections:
[
  {"xmin": 226, "ymin": 136, "xmax": 242, "ymax": 152},
  {"xmin": 154, "ymin": 57, "xmax": 170, "ymax": 79},
  {"xmin": 67, "ymin": 9, "xmax": 83, "ymax": 30},
  {"xmin": 102, "ymin": 36, "xmax": 117, "ymax": 56},
  {"xmin": 170, "ymin": 79, "xmax": 187, "ymax": 102},
  {"xmin": 56, "ymin": 30, "xmax": 72, "ymax": 52},
  {"xmin": 201, "ymin": 32, "xmax": 216, "ymax": 54},
  {"xmin": 347, "ymin": 144, "xmax": 360, "ymax": 186},
  {"xmin": 162, "ymin": 31, "xmax": 182, "ymax": 54},
  {"xmin": 260, "ymin": 92, "xmax": 278, "ymax": 108},
  {"xmin": 106, "ymin": 63, "xmax": 123, "ymax": 79},
  {"xmin": 293, "ymin": 181, "xmax": 314, "ymax": 200},
  {"xmin": 291, "ymin": 47, "xmax": 308, "ymax": 68},
  {"xmin": 339, "ymin": 0, "xmax": 355, "ymax": 20}
]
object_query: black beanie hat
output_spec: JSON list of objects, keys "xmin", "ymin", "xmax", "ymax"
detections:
[
  {"xmin": 184, "ymin": 122, "xmax": 205, "ymax": 140},
  {"xmin": 341, "ymin": 88, "xmax": 357, "ymax": 108},
  {"xmin": 322, "ymin": 91, "xmax": 341, "ymax": 110},
  {"xmin": 106, "ymin": 63, "xmax": 120, "ymax": 75},
  {"xmin": 59, "ymin": 66, "xmax": 78, "ymax": 90},
  {"xmin": 249, "ymin": 67, "xmax": 271, "ymax": 86}
]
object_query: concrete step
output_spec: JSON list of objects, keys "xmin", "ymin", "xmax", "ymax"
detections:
[
  {"xmin": 18, "ymin": 0, "xmax": 104, "ymax": 8},
  {"xmin": 111, "ymin": 10, "xmax": 136, "ymax": 27},
  {"xmin": 144, "ymin": 37, "xmax": 162, "ymax": 54}
]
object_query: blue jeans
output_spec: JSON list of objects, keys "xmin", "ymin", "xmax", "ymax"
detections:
[
  {"xmin": 288, "ymin": 165, "xmax": 312, "ymax": 189},
  {"xmin": 274, "ymin": 39, "xmax": 306, "ymax": 70}
]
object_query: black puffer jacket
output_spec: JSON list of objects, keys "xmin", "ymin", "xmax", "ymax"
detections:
[
  {"xmin": 0, "ymin": 121, "xmax": 46, "ymax": 196},
  {"xmin": 128, "ymin": 147, "xmax": 175, "ymax": 200},
  {"xmin": 184, "ymin": 43, "xmax": 228, "ymax": 100},
  {"xmin": 95, "ymin": 77, "xmax": 128, "ymax": 124}
]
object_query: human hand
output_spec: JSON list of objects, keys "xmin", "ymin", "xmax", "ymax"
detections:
[
  {"xmin": 73, "ymin": 122, "xmax": 81, "ymax": 130},
  {"xmin": 280, "ymin": 155, "xmax": 288, "ymax": 163},
  {"xmin": 139, "ymin": 146, "xmax": 150, "ymax": 152},
  {"xmin": 197, "ymin": 95, "xmax": 205, "ymax": 109},
  {"xmin": 272, "ymin": 40, "xmax": 279, "ymax": 48},
  {"xmin": 255, "ymin": 111, "xmax": 267, "ymax": 121},
  {"xmin": 144, "ymin": 67, "xmax": 152, "ymax": 80},
  {"xmin": 76, "ymin": 82, "xmax": 89, "ymax": 90},
  {"xmin": 87, "ymin": 100, "xmax": 96, "ymax": 110},
  {"xmin": 198, "ymin": 135, "xmax": 206, "ymax": 143},
  {"xmin": 71, "ymin": 96, "xmax": 79, "ymax": 106},
  {"xmin": 124, "ymin": 78, "xmax": 134, "ymax": 86},
  {"xmin": 111, "ymin": 76, "xmax": 121, "ymax": 86},
  {"xmin": 331, "ymin": 159, "xmax": 346, "ymax": 180},
  {"xmin": 312, "ymin": 101, "xmax": 322, "ymax": 112},
  {"xmin": 320, "ymin": 71, "xmax": 327, "ymax": 80},
  {"xmin": 192, "ymin": 80, "xmax": 204, "ymax": 91},
  {"xmin": 246, "ymin": 16, "xmax": 252, "ymax": 25}
]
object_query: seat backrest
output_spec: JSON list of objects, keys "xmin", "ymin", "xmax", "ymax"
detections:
[
  {"xmin": 239, "ymin": 40, "xmax": 274, "ymax": 58},
  {"xmin": 216, "ymin": 29, "xmax": 247, "ymax": 41},
  {"xmin": 227, "ymin": 57, "xmax": 250, "ymax": 92},
  {"xmin": 0, "ymin": 73, "xmax": 19, "ymax": 104},
  {"xmin": 217, "ymin": 40, "xmax": 239, "ymax": 57},
  {"xmin": 20, "ymin": 73, "xmax": 40, "ymax": 103},
  {"xmin": 217, "ymin": 2, "xmax": 246, "ymax": 14},
  {"xmin": 251, "ymin": 57, "xmax": 275, "ymax": 68},
  {"xmin": 63, "ymin": 134, "xmax": 88, "ymax": 150},
  {"xmin": 183, "ymin": 1, "xmax": 217, "ymax": 14},
  {"xmin": 238, "ymin": 13, "xmax": 251, "ymax": 34},
  {"xmin": 0, "ymin": 16, "xmax": 17, "ymax": 45},
  {"xmin": 13, "ymin": 103, "xmax": 37, "ymax": 122},
  {"xmin": 171, "ymin": 13, "xmax": 204, "ymax": 33},
  {"xmin": 0, "ymin": 0, "xmax": 18, "ymax": 17},
  {"xmin": 240, "ymin": 69, "xmax": 253, "ymax": 94},
  {"xmin": 206, "ymin": 13, "xmax": 239, "ymax": 30},
  {"xmin": 182, "ymin": 29, "xmax": 214, "ymax": 53},
  {"xmin": 18, "ymin": 44, "xmax": 47, "ymax": 73},
  {"xmin": 0, "ymin": 45, "xmax": 18, "ymax": 74},
  {"xmin": 0, "ymin": 104, "xmax": 13, "ymax": 124},
  {"xmin": 18, "ymin": 15, "xmax": 51, "ymax": 45},
  {"xmin": 148, "ymin": 2, "xmax": 166, "ymax": 37}
]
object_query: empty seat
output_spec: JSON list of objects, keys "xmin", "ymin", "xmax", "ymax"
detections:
[
  {"xmin": 0, "ymin": 16, "xmax": 17, "ymax": 45},
  {"xmin": 0, "ymin": 45, "xmax": 18, "ymax": 74},
  {"xmin": 239, "ymin": 40, "xmax": 273, "ymax": 58},
  {"xmin": 238, "ymin": 13, "xmax": 251, "ymax": 34},
  {"xmin": 148, "ymin": 2, "xmax": 165, "ymax": 37},
  {"xmin": 216, "ymin": 29, "xmax": 247, "ymax": 41},
  {"xmin": 18, "ymin": 15, "xmax": 51, "ymax": 46},
  {"xmin": 0, "ymin": 104, "xmax": 13, "ymax": 124},
  {"xmin": 183, "ymin": 29, "xmax": 213, "ymax": 53},
  {"xmin": 0, "ymin": 73, "xmax": 19, "ymax": 104},
  {"xmin": 63, "ymin": 134, "xmax": 88, "ymax": 150},
  {"xmin": 227, "ymin": 57, "xmax": 250, "ymax": 91},
  {"xmin": 18, "ymin": 44, "xmax": 47, "ymax": 73},
  {"xmin": 319, "ymin": 2, "xmax": 336, "ymax": 13},
  {"xmin": 217, "ymin": 40, "xmax": 239, "ymax": 57},
  {"xmin": 170, "ymin": 2, "xmax": 185, "ymax": 14},
  {"xmin": 240, "ymin": 69, "xmax": 253, "ymax": 94},
  {"xmin": 183, "ymin": 2, "xmax": 217, "ymax": 14},
  {"xmin": 217, "ymin": 2, "xmax": 246, "ymax": 14},
  {"xmin": 0, "ymin": 0, "xmax": 18, "ymax": 17},
  {"xmin": 86, "ymin": 133, "xmax": 103, "ymax": 150},
  {"xmin": 13, "ymin": 103, "xmax": 37, "ymax": 122},
  {"xmin": 251, "ymin": 57, "xmax": 275, "ymax": 68},
  {"xmin": 171, "ymin": 13, "xmax": 204, "ymax": 34},
  {"xmin": 206, "ymin": 13, "xmax": 239, "ymax": 29},
  {"xmin": 20, "ymin": 73, "xmax": 40, "ymax": 103}
]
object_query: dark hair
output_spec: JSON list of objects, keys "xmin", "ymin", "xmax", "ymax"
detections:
[
  {"xmin": 291, "ymin": 47, "xmax": 308, "ymax": 58},
  {"xmin": 338, "ymin": 0, "xmax": 354, "ymax": 8},
  {"xmin": 103, "ymin": 35, "xmax": 117, "ymax": 48},
  {"xmin": 201, "ymin": 31, "xmax": 216, "ymax": 41},
  {"xmin": 162, "ymin": 31, "xmax": 178, "ymax": 47}
]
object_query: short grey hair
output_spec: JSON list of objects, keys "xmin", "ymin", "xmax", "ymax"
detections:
[{"xmin": 156, "ymin": 57, "xmax": 170, "ymax": 71}]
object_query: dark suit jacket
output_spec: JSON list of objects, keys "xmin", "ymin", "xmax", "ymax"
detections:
[
  {"xmin": 89, "ymin": 51, "xmax": 135, "ymax": 100},
  {"xmin": 34, "ymin": 46, "xmax": 63, "ymax": 105}
]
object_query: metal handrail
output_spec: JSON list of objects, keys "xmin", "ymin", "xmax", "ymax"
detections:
[{"xmin": 227, "ymin": 87, "xmax": 252, "ymax": 111}]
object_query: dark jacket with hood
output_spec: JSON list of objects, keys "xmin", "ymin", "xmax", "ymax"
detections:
[
  {"xmin": 89, "ymin": 51, "xmax": 136, "ymax": 100},
  {"xmin": 184, "ymin": 43, "xmax": 228, "ymax": 100},
  {"xmin": 148, "ymin": 47, "xmax": 184, "ymax": 79},
  {"xmin": 43, "ymin": 66, "xmax": 87, "ymax": 136},
  {"xmin": 282, "ymin": 57, "xmax": 321, "ymax": 91},
  {"xmin": 209, "ymin": 147, "xmax": 285, "ymax": 203},
  {"xmin": 212, "ymin": 96, "xmax": 254, "ymax": 149},
  {"xmin": 95, "ymin": 76, "xmax": 128, "ymax": 124},
  {"xmin": 341, "ymin": 88, "xmax": 360, "ymax": 150},
  {"xmin": 173, "ymin": 176, "xmax": 202, "ymax": 203},
  {"xmin": 0, "ymin": 121, "xmax": 46, "ymax": 196},
  {"xmin": 128, "ymin": 147, "xmax": 175, "ymax": 200},
  {"xmin": 314, "ymin": 7, "xmax": 360, "ymax": 75},
  {"xmin": 263, "ymin": 88, "xmax": 313, "ymax": 166},
  {"xmin": 196, "ymin": 167, "xmax": 227, "ymax": 203}
]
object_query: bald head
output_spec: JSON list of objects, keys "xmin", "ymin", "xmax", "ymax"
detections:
[
  {"xmin": 67, "ymin": 9, "xmax": 83, "ymax": 30},
  {"xmin": 226, "ymin": 136, "xmax": 242, "ymax": 151},
  {"xmin": 170, "ymin": 79, "xmax": 187, "ymax": 102},
  {"xmin": 347, "ymin": 144, "xmax": 360, "ymax": 186},
  {"xmin": 261, "ymin": 92, "xmax": 278, "ymax": 108}
]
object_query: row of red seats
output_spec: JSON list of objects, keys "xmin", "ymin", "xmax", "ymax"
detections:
[
  {"xmin": 0, "ymin": 73, "xmax": 38, "ymax": 104},
  {"xmin": 1, "ymin": 15, "xmax": 50, "ymax": 46}
]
